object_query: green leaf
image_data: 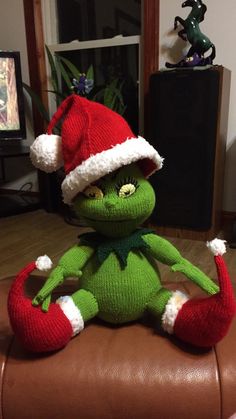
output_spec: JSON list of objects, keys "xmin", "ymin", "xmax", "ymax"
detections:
[
  {"xmin": 23, "ymin": 82, "xmax": 50, "ymax": 122},
  {"xmin": 45, "ymin": 89, "xmax": 67, "ymax": 100},
  {"xmin": 103, "ymin": 79, "xmax": 125, "ymax": 112},
  {"xmin": 86, "ymin": 65, "xmax": 94, "ymax": 81},
  {"xmin": 91, "ymin": 80, "xmax": 126, "ymax": 115},
  {"xmin": 109, "ymin": 80, "xmax": 125, "ymax": 105},
  {"xmin": 104, "ymin": 87, "xmax": 115, "ymax": 109},
  {"xmin": 118, "ymin": 101, "xmax": 126, "ymax": 115},
  {"xmin": 91, "ymin": 88, "xmax": 105, "ymax": 103},
  {"xmin": 56, "ymin": 55, "xmax": 81, "ymax": 81},
  {"xmin": 45, "ymin": 45, "xmax": 59, "ymax": 93},
  {"xmin": 56, "ymin": 58, "xmax": 73, "ymax": 92},
  {"xmin": 103, "ymin": 84, "xmax": 114, "ymax": 108}
]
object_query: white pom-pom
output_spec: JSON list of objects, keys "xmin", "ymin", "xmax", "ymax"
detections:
[
  {"xmin": 35, "ymin": 255, "xmax": 53, "ymax": 271},
  {"xmin": 206, "ymin": 238, "xmax": 227, "ymax": 256},
  {"xmin": 30, "ymin": 134, "xmax": 63, "ymax": 173}
]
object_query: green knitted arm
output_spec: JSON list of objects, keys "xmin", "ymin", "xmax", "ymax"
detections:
[
  {"xmin": 32, "ymin": 244, "xmax": 94, "ymax": 311},
  {"xmin": 143, "ymin": 233, "xmax": 219, "ymax": 295}
]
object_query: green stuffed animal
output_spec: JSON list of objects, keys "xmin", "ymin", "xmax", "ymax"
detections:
[{"xmin": 7, "ymin": 95, "xmax": 236, "ymax": 353}]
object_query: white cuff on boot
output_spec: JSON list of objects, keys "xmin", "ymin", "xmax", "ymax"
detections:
[
  {"xmin": 56, "ymin": 296, "xmax": 84, "ymax": 336},
  {"xmin": 162, "ymin": 290, "xmax": 189, "ymax": 334}
]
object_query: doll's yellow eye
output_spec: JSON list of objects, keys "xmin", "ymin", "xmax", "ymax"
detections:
[
  {"xmin": 83, "ymin": 185, "xmax": 104, "ymax": 199},
  {"xmin": 118, "ymin": 183, "xmax": 136, "ymax": 198}
]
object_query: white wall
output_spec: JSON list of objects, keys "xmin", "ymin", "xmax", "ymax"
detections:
[
  {"xmin": 160, "ymin": 0, "xmax": 236, "ymax": 212},
  {"xmin": 0, "ymin": 0, "xmax": 37, "ymax": 191}
]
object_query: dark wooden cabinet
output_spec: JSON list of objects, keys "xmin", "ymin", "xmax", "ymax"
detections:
[{"xmin": 148, "ymin": 66, "xmax": 231, "ymax": 240}]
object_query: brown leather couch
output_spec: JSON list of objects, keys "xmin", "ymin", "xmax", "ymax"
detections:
[{"xmin": 0, "ymin": 276, "xmax": 236, "ymax": 419}]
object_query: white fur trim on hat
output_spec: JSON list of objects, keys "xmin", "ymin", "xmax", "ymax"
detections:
[
  {"xmin": 162, "ymin": 290, "xmax": 189, "ymax": 334},
  {"xmin": 30, "ymin": 134, "xmax": 63, "ymax": 173},
  {"xmin": 206, "ymin": 238, "xmax": 227, "ymax": 256},
  {"xmin": 35, "ymin": 255, "xmax": 53, "ymax": 271},
  {"xmin": 61, "ymin": 136, "xmax": 164, "ymax": 204},
  {"xmin": 56, "ymin": 295, "xmax": 84, "ymax": 336}
]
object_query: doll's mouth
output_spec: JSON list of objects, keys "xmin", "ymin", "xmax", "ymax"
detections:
[{"xmin": 83, "ymin": 216, "xmax": 131, "ymax": 223}]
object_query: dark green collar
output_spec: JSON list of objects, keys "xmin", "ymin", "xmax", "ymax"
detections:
[{"xmin": 79, "ymin": 228, "xmax": 153, "ymax": 269}]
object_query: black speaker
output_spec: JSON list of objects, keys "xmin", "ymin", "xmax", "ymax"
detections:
[{"xmin": 149, "ymin": 68, "xmax": 221, "ymax": 230}]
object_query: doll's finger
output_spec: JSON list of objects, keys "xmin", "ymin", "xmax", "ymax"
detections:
[
  {"xmin": 32, "ymin": 290, "xmax": 49, "ymax": 306},
  {"xmin": 76, "ymin": 270, "xmax": 82, "ymax": 277},
  {"xmin": 171, "ymin": 263, "xmax": 183, "ymax": 272},
  {"xmin": 32, "ymin": 295, "xmax": 42, "ymax": 306},
  {"xmin": 42, "ymin": 295, "xmax": 51, "ymax": 312}
]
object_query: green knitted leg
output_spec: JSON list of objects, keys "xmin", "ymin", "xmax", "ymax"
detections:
[
  {"xmin": 72, "ymin": 289, "xmax": 99, "ymax": 322},
  {"xmin": 147, "ymin": 288, "xmax": 172, "ymax": 323}
]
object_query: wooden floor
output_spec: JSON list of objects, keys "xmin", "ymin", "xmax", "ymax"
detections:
[{"xmin": 1, "ymin": 209, "xmax": 236, "ymax": 287}]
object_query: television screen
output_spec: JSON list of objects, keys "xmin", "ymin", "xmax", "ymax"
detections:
[{"xmin": 0, "ymin": 51, "xmax": 26, "ymax": 139}]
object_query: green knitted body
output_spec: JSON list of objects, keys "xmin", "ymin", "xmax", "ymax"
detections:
[
  {"xmin": 33, "ymin": 163, "xmax": 219, "ymax": 325},
  {"xmin": 80, "ymin": 246, "xmax": 161, "ymax": 323}
]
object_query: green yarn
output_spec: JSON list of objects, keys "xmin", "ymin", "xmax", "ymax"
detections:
[
  {"xmin": 142, "ymin": 233, "xmax": 182, "ymax": 266},
  {"xmin": 79, "ymin": 228, "xmax": 153, "ymax": 269},
  {"xmin": 32, "ymin": 265, "xmax": 65, "ymax": 306},
  {"xmin": 33, "ymin": 163, "xmax": 219, "ymax": 328},
  {"xmin": 73, "ymin": 163, "xmax": 156, "ymax": 238},
  {"xmin": 79, "ymin": 247, "xmax": 162, "ymax": 324},
  {"xmin": 147, "ymin": 288, "xmax": 173, "ymax": 321},
  {"xmin": 171, "ymin": 258, "xmax": 219, "ymax": 294},
  {"xmin": 72, "ymin": 289, "xmax": 98, "ymax": 321},
  {"xmin": 59, "ymin": 245, "xmax": 94, "ymax": 276},
  {"xmin": 32, "ymin": 245, "xmax": 94, "ymax": 308},
  {"xmin": 143, "ymin": 234, "xmax": 219, "ymax": 295}
]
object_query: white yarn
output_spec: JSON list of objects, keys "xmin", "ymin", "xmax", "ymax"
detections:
[
  {"xmin": 30, "ymin": 134, "xmax": 63, "ymax": 173},
  {"xmin": 61, "ymin": 136, "xmax": 164, "ymax": 204},
  {"xmin": 206, "ymin": 238, "xmax": 227, "ymax": 256},
  {"xmin": 35, "ymin": 255, "xmax": 53, "ymax": 271},
  {"xmin": 162, "ymin": 290, "xmax": 189, "ymax": 334},
  {"xmin": 56, "ymin": 296, "xmax": 84, "ymax": 336}
]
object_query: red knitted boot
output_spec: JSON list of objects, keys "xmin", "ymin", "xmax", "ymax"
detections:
[
  {"xmin": 162, "ymin": 239, "xmax": 236, "ymax": 347},
  {"xmin": 8, "ymin": 257, "xmax": 84, "ymax": 353}
]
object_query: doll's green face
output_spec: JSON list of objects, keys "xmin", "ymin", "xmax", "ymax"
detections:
[{"xmin": 73, "ymin": 163, "xmax": 156, "ymax": 238}]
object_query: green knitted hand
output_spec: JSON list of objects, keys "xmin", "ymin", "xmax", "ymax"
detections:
[
  {"xmin": 32, "ymin": 266, "xmax": 82, "ymax": 312},
  {"xmin": 32, "ymin": 244, "xmax": 93, "ymax": 311},
  {"xmin": 32, "ymin": 293, "xmax": 52, "ymax": 312},
  {"xmin": 41, "ymin": 295, "xmax": 51, "ymax": 312},
  {"xmin": 32, "ymin": 266, "xmax": 65, "ymax": 311},
  {"xmin": 142, "ymin": 234, "xmax": 219, "ymax": 295}
]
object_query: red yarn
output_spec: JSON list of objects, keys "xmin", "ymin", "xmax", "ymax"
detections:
[
  {"xmin": 174, "ymin": 255, "xmax": 236, "ymax": 347},
  {"xmin": 8, "ymin": 262, "xmax": 73, "ymax": 353},
  {"xmin": 47, "ymin": 95, "xmax": 136, "ymax": 175}
]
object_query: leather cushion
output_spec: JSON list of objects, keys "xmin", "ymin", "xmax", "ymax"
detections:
[{"xmin": 0, "ymin": 277, "xmax": 235, "ymax": 419}]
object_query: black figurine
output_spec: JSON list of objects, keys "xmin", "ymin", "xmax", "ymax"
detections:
[{"xmin": 166, "ymin": 0, "xmax": 216, "ymax": 68}]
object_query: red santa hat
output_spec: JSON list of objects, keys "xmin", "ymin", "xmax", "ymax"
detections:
[{"xmin": 30, "ymin": 94, "xmax": 163, "ymax": 204}]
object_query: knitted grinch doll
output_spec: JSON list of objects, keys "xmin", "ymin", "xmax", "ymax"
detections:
[{"xmin": 8, "ymin": 95, "xmax": 236, "ymax": 353}]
